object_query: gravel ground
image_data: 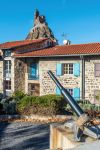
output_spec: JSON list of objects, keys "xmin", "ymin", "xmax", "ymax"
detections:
[{"xmin": 0, "ymin": 122, "xmax": 50, "ymax": 150}]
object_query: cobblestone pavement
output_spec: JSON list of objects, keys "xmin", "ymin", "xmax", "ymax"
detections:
[{"xmin": 0, "ymin": 122, "xmax": 50, "ymax": 150}]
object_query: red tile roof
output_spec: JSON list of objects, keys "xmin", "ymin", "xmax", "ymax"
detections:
[
  {"xmin": 14, "ymin": 42, "xmax": 100, "ymax": 57},
  {"xmin": 0, "ymin": 38, "xmax": 48, "ymax": 49}
]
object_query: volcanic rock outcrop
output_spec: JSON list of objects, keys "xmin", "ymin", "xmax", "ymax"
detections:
[{"xmin": 26, "ymin": 9, "xmax": 57, "ymax": 42}]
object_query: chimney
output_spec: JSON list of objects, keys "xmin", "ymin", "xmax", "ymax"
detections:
[{"xmin": 63, "ymin": 40, "xmax": 71, "ymax": 45}]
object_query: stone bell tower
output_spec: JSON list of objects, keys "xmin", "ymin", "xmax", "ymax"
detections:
[{"xmin": 26, "ymin": 9, "xmax": 57, "ymax": 42}]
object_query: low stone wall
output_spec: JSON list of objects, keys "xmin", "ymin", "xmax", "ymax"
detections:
[{"xmin": 0, "ymin": 115, "xmax": 71, "ymax": 123}]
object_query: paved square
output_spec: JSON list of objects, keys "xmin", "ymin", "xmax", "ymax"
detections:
[{"xmin": 0, "ymin": 122, "xmax": 50, "ymax": 150}]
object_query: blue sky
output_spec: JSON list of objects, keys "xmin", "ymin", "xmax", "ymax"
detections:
[{"xmin": 0, "ymin": 0, "xmax": 100, "ymax": 44}]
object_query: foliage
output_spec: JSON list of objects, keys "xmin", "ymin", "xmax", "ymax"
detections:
[
  {"xmin": 78, "ymin": 100, "xmax": 100, "ymax": 111},
  {"xmin": 0, "ymin": 91, "xmax": 66, "ymax": 115},
  {"xmin": 0, "ymin": 93, "xmax": 3, "ymax": 101},
  {"xmin": 95, "ymin": 92, "xmax": 100, "ymax": 106},
  {"xmin": 17, "ymin": 96, "xmax": 37, "ymax": 111},
  {"xmin": 16, "ymin": 94, "xmax": 67, "ymax": 115},
  {"xmin": 1, "ymin": 98, "xmax": 16, "ymax": 114},
  {"xmin": 12, "ymin": 91, "xmax": 26, "ymax": 102},
  {"xmin": 65, "ymin": 99, "xmax": 100, "ymax": 117}
]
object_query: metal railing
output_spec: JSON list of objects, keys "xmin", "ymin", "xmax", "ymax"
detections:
[{"xmin": 28, "ymin": 73, "xmax": 39, "ymax": 80}]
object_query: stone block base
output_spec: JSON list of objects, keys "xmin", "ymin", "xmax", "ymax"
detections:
[{"xmin": 50, "ymin": 123, "xmax": 98, "ymax": 150}]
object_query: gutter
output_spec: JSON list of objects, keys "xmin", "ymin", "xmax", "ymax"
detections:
[{"xmin": 80, "ymin": 56, "xmax": 85, "ymax": 100}]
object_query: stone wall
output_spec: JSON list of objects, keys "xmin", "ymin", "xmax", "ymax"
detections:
[
  {"xmin": 39, "ymin": 58, "xmax": 81, "ymax": 96},
  {"xmin": 13, "ymin": 56, "xmax": 100, "ymax": 103},
  {"xmin": 14, "ymin": 58, "xmax": 26, "ymax": 92},
  {"xmin": 39, "ymin": 57, "xmax": 100, "ymax": 103},
  {"xmin": 0, "ymin": 60, "xmax": 3, "ymax": 93},
  {"xmin": 85, "ymin": 59, "xmax": 100, "ymax": 103}
]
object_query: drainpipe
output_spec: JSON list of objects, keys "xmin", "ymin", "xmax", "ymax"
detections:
[{"xmin": 80, "ymin": 56, "xmax": 85, "ymax": 100}]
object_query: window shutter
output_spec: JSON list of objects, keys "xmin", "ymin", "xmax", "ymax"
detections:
[
  {"xmin": 73, "ymin": 63, "xmax": 80, "ymax": 77},
  {"xmin": 73, "ymin": 88, "xmax": 80, "ymax": 101},
  {"xmin": 56, "ymin": 63, "xmax": 62, "ymax": 76},
  {"xmin": 36, "ymin": 63, "xmax": 39, "ymax": 76},
  {"xmin": 56, "ymin": 86, "xmax": 61, "ymax": 95},
  {"xmin": 95, "ymin": 63, "xmax": 100, "ymax": 77},
  {"xmin": 31, "ymin": 64, "xmax": 37, "ymax": 75}
]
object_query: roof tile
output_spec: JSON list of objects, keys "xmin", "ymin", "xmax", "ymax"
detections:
[
  {"xmin": 0, "ymin": 38, "xmax": 48, "ymax": 49},
  {"xmin": 14, "ymin": 42, "xmax": 100, "ymax": 57}
]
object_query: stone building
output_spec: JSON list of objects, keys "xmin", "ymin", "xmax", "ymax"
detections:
[{"xmin": 0, "ymin": 10, "xmax": 100, "ymax": 104}]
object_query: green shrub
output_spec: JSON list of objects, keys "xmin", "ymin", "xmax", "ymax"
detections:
[
  {"xmin": 17, "ymin": 96, "xmax": 37, "ymax": 111},
  {"xmin": 35, "ymin": 95, "xmax": 63, "ymax": 106},
  {"xmin": 17, "ymin": 94, "xmax": 67, "ymax": 115},
  {"xmin": 7, "ymin": 100, "xmax": 16, "ymax": 114},
  {"xmin": 12, "ymin": 91, "xmax": 26, "ymax": 102},
  {"xmin": 65, "ymin": 99, "xmax": 100, "ymax": 117},
  {"xmin": 1, "ymin": 98, "xmax": 16, "ymax": 114}
]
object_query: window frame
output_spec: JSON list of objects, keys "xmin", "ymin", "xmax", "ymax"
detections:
[
  {"xmin": 94, "ymin": 63, "xmax": 100, "ymax": 77},
  {"xmin": 94, "ymin": 90, "xmax": 100, "ymax": 103},
  {"xmin": 28, "ymin": 62, "xmax": 39, "ymax": 80},
  {"xmin": 62, "ymin": 63, "xmax": 73, "ymax": 75},
  {"xmin": 4, "ymin": 80, "xmax": 11, "ymax": 90},
  {"xmin": 4, "ymin": 60, "xmax": 11, "ymax": 79},
  {"xmin": 67, "ymin": 88, "xmax": 73, "ymax": 96},
  {"xmin": 4, "ymin": 50, "xmax": 11, "ymax": 57},
  {"xmin": 5, "ymin": 60, "xmax": 11, "ymax": 72}
]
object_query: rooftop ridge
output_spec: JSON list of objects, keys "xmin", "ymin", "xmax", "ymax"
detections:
[
  {"xmin": 0, "ymin": 38, "xmax": 49, "ymax": 49},
  {"xmin": 57, "ymin": 42, "xmax": 100, "ymax": 47},
  {"xmin": 0, "ymin": 38, "xmax": 48, "ymax": 45}
]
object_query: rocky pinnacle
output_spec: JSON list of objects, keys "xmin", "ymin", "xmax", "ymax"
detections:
[{"xmin": 26, "ymin": 9, "xmax": 57, "ymax": 42}]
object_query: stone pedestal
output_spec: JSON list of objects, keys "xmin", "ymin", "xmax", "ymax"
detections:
[{"xmin": 50, "ymin": 123, "xmax": 98, "ymax": 150}]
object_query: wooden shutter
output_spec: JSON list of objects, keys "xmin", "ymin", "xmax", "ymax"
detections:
[
  {"xmin": 95, "ymin": 63, "xmax": 100, "ymax": 77},
  {"xmin": 73, "ymin": 88, "xmax": 80, "ymax": 101},
  {"xmin": 56, "ymin": 63, "xmax": 62, "ymax": 76},
  {"xmin": 56, "ymin": 86, "xmax": 61, "ymax": 95},
  {"xmin": 30, "ymin": 63, "xmax": 37, "ymax": 75},
  {"xmin": 73, "ymin": 63, "xmax": 80, "ymax": 77}
]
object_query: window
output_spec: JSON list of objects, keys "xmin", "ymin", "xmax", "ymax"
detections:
[
  {"xmin": 56, "ymin": 87, "xmax": 73, "ymax": 96},
  {"xmin": 47, "ymin": 41, "xmax": 51, "ymax": 47},
  {"xmin": 94, "ymin": 90, "xmax": 100, "ymax": 100},
  {"xmin": 4, "ymin": 60, "xmax": 11, "ymax": 78},
  {"xmin": 56, "ymin": 87, "xmax": 80, "ymax": 100},
  {"xmin": 95, "ymin": 63, "xmax": 100, "ymax": 77},
  {"xmin": 63, "ymin": 63, "xmax": 73, "ymax": 74},
  {"xmin": 4, "ymin": 50, "xmax": 11, "ymax": 57},
  {"xmin": 28, "ymin": 63, "xmax": 39, "ymax": 80},
  {"xmin": 28, "ymin": 83, "xmax": 40, "ymax": 96},
  {"xmin": 5, "ymin": 60, "xmax": 11, "ymax": 72},
  {"xmin": 31, "ymin": 84, "xmax": 35, "ymax": 91},
  {"xmin": 68, "ymin": 89, "xmax": 73, "ymax": 96},
  {"xmin": 5, "ymin": 80, "xmax": 11, "ymax": 90}
]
